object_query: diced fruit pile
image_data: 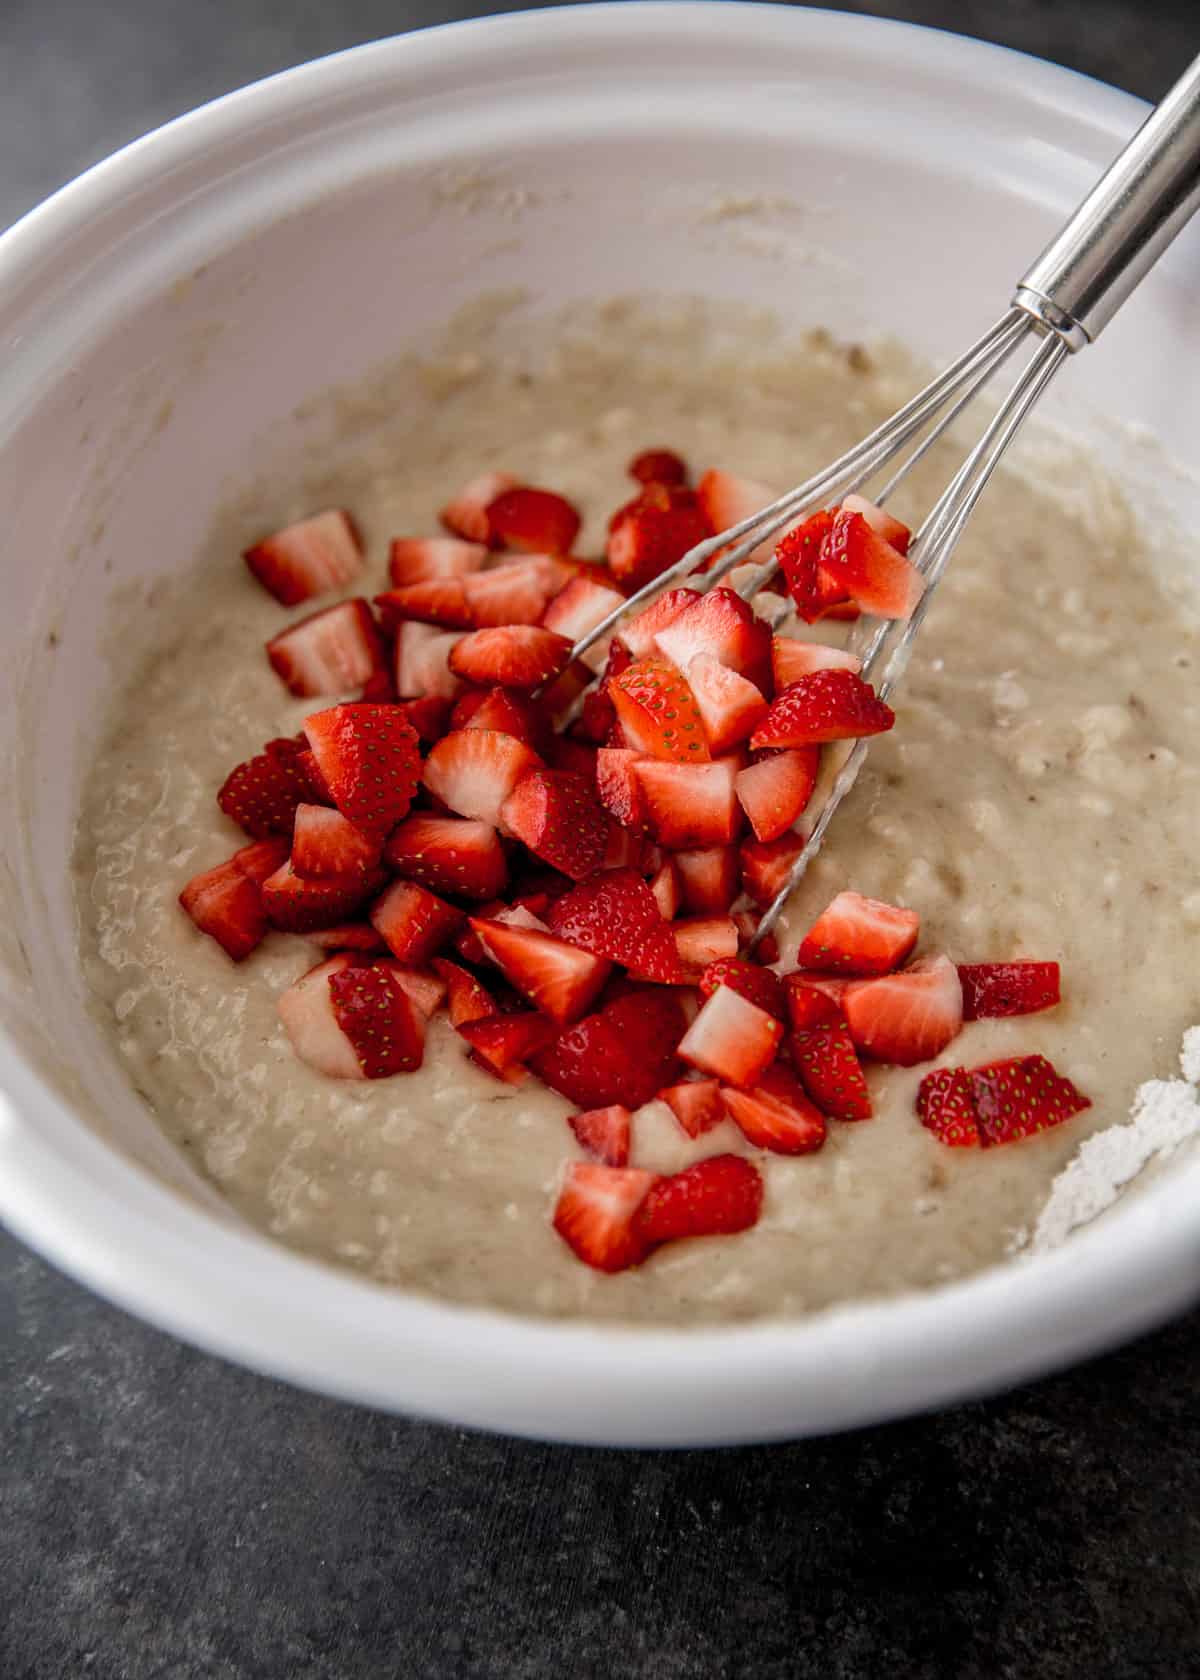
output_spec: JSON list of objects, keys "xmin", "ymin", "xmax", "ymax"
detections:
[{"xmin": 180, "ymin": 452, "xmax": 1089, "ymax": 1276}]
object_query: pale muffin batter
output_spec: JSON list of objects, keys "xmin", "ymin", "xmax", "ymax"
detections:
[{"xmin": 73, "ymin": 302, "xmax": 1200, "ymax": 1323}]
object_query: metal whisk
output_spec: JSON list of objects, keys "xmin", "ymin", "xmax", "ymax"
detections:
[{"xmin": 568, "ymin": 52, "xmax": 1200, "ymax": 955}]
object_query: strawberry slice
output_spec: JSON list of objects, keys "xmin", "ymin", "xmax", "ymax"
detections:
[
  {"xmin": 452, "ymin": 686, "xmax": 554, "ymax": 755},
  {"xmin": 774, "ymin": 511, "xmax": 836, "ymax": 622},
  {"xmin": 541, "ymin": 574, "xmax": 626, "ymax": 645},
  {"xmin": 462, "ymin": 561, "xmax": 552, "ymax": 628},
  {"xmin": 394, "ymin": 697, "xmax": 453, "ymax": 744},
  {"xmin": 771, "ymin": 636, "xmax": 862, "ymax": 688},
  {"xmin": 735, "ymin": 747, "xmax": 820, "ymax": 844},
  {"xmin": 798, "ymin": 890, "xmax": 920, "ymax": 977},
  {"xmin": 388, "ymin": 535, "xmax": 488, "ymax": 585},
  {"xmin": 821, "ymin": 508, "xmax": 925, "ymax": 620},
  {"xmin": 679, "ymin": 985, "xmax": 783, "ymax": 1087},
  {"xmin": 686, "ymin": 653, "xmax": 769, "ymax": 754},
  {"xmin": 470, "ymin": 918, "xmax": 611, "ymax": 1024},
  {"xmin": 915, "ymin": 1067, "xmax": 979, "ymax": 1147},
  {"xmin": 261, "ymin": 860, "xmax": 385, "ymax": 932},
  {"xmin": 384, "ymin": 813, "xmax": 508, "ymax": 900},
  {"xmin": 277, "ymin": 954, "xmax": 365, "ymax": 1078},
  {"xmin": 839, "ymin": 493, "xmax": 912, "ymax": 555},
  {"xmin": 487, "ymin": 485, "xmax": 581, "ymax": 554},
  {"xmin": 784, "ymin": 974, "xmax": 846, "ymax": 1030},
  {"xmin": 659, "ymin": 1079, "xmax": 726, "ymax": 1138},
  {"xmin": 739, "ymin": 832, "xmax": 806, "ymax": 908},
  {"xmin": 393, "ymin": 623, "xmax": 464, "ymax": 700},
  {"xmin": 634, "ymin": 1155, "xmax": 763, "ymax": 1244},
  {"xmin": 448, "ymin": 626, "xmax": 572, "ymax": 689},
  {"xmin": 720, "ymin": 1064, "xmax": 827, "ymax": 1155},
  {"xmin": 374, "ymin": 580, "xmax": 474, "ymax": 632},
  {"xmin": 616, "ymin": 588, "xmax": 702, "ymax": 660},
  {"xmin": 607, "ymin": 484, "xmax": 711, "ymax": 590},
  {"xmin": 628, "ymin": 448, "xmax": 689, "ymax": 486},
  {"xmin": 695, "ymin": 469, "xmax": 778, "ymax": 565},
  {"xmin": 572, "ymin": 687, "xmax": 618, "ymax": 746},
  {"xmin": 790, "ymin": 1021, "xmax": 873, "ymax": 1120},
  {"xmin": 610, "ymin": 658, "xmax": 710, "ymax": 763},
  {"xmin": 842, "ymin": 954, "xmax": 964, "ymax": 1066},
  {"xmin": 531, "ymin": 990, "xmax": 688, "ymax": 1110},
  {"xmin": 674, "ymin": 915, "xmax": 740, "ymax": 970},
  {"xmin": 328, "ymin": 961, "xmax": 426, "ymax": 1078},
  {"xmin": 958, "ymin": 961, "xmax": 1062, "ymax": 1020},
  {"xmin": 500, "ymin": 768, "xmax": 610, "ymax": 881},
  {"xmin": 179, "ymin": 856, "xmax": 269, "ymax": 961},
  {"xmin": 674, "ymin": 845, "xmax": 739, "ymax": 914},
  {"xmin": 653, "ymin": 588, "xmax": 772, "ymax": 692},
  {"xmin": 375, "ymin": 959, "xmax": 446, "ymax": 1020},
  {"xmin": 568, "ymin": 1104, "xmax": 632, "ymax": 1167},
  {"xmin": 291, "ymin": 803, "xmax": 382, "ymax": 879},
  {"xmin": 303, "ymin": 704, "xmax": 421, "ymax": 839},
  {"xmin": 370, "ymin": 879, "xmax": 463, "ymax": 964},
  {"xmin": 970, "ymin": 1055, "xmax": 1091, "ymax": 1145},
  {"xmin": 751, "ymin": 671, "xmax": 895, "ymax": 749},
  {"xmin": 243, "ymin": 509, "xmax": 362, "ymax": 606},
  {"xmin": 698, "ymin": 957, "xmax": 785, "ymax": 1020},
  {"xmin": 422, "ymin": 729, "xmax": 542, "ymax": 826},
  {"xmin": 649, "ymin": 859, "xmax": 682, "ymax": 920},
  {"xmin": 633, "ymin": 757, "xmax": 741, "ymax": 848},
  {"xmin": 217, "ymin": 746, "xmax": 313, "ymax": 838},
  {"xmin": 458, "ymin": 1010, "xmax": 557, "ymax": 1075},
  {"xmin": 440, "ymin": 470, "xmax": 520, "ymax": 545},
  {"xmin": 552, "ymin": 1162, "xmax": 658, "ymax": 1273},
  {"xmin": 305, "ymin": 922, "xmax": 386, "ymax": 952},
  {"xmin": 595, "ymin": 747, "xmax": 646, "ymax": 829},
  {"xmin": 431, "ymin": 957, "xmax": 496, "ymax": 1027},
  {"xmin": 453, "ymin": 897, "xmax": 508, "ymax": 964},
  {"xmin": 266, "ymin": 599, "xmax": 385, "ymax": 698},
  {"xmin": 232, "ymin": 836, "xmax": 292, "ymax": 886},
  {"xmin": 547, "ymin": 867, "xmax": 686, "ymax": 983}
]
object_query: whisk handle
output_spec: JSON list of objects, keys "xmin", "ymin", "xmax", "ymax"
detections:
[{"xmin": 1014, "ymin": 52, "xmax": 1200, "ymax": 347}]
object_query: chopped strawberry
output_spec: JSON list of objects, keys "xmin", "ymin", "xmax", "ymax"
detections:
[
  {"xmin": 277, "ymin": 954, "xmax": 364, "ymax": 1078},
  {"xmin": 607, "ymin": 484, "xmax": 711, "ymax": 590},
  {"xmin": 822, "ymin": 508, "xmax": 925, "ymax": 620},
  {"xmin": 751, "ymin": 670, "xmax": 894, "ymax": 749},
  {"xmin": 541, "ymin": 574, "xmax": 626, "ymax": 646},
  {"xmin": 616, "ymin": 588, "xmax": 702, "ymax": 660},
  {"xmin": 431, "ymin": 957, "xmax": 496, "ymax": 1027},
  {"xmin": 370, "ymin": 879, "xmax": 463, "ymax": 964},
  {"xmin": 628, "ymin": 448, "xmax": 689, "ymax": 486},
  {"xmin": 798, "ymin": 890, "xmax": 920, "ymax": 977},
  {"xmin": 817, "ymin": 599, "xmax": 863, "ymax": 623},
  {"xmin": 531, "ymin": 989, "xmax": 688, "ymax": 1110},
  {"xmin": 453, "ymin": 686, "xmax": 554, "ymax": 754},
  {"xmin": 569, "ymin": 1104, "xmax": 632, "ymax": 1167},
  {"xmin": 388, "ymin": 535, "xmax": 488, "ymax": 585},
  {"xmin": 698, "ymin": 957, "xmax": 785, "ymax": 1020},
  {"xmin": 958, "ymin": 961, "xmax": 1062, "ymax": 1021},
  {"xmin": 721, "ymin": 1064, "xmax": 827, "ymax": 1155},
  {"xmin": 458, "ymin": 1011, "xmax": 557, "ymax": 1075},
  {"xmin": 733, "ymin": 909, "xmax": 779, "ymax": 965},
  {"xmin": 383, "ymin": 813, "xmax": 507, "ymax": 900},
  {"xmin": 395, "ymin": 696, "xmax": 453, "ymax": 744},
  {"xmin": 573, "ymin": 686, "xmax": 618, "ymax": 745},
  {"xmin": 422, "ymin": 729, "xmax": 542, "ymax": 826},
  {"xmin": 653, "ymin": 588, "xmax": 772, "ymax": 692},
  {"xmin": 659, "ymin": 1079, "xmax": 726, "ymax": 1138},
  {"xmin": 328, "ymin": 961, "xmax": 426, "ymax": 1077},
  {"xmin": 649, "ymin": 859, "xmax": 683, "ymax": 920},
  {"xmin": 231, "ymin": 836, "xmax": 292, "ymax": 886},
  {"xmin": 842, "ymin": 954, "xmax": 964, "ymax": 1066},
  {"xmin": 686, "ymin": 653, "xmax": 769, "ymax": 755},
  {"xmin": 261, "ymin": 860, "xmax": 385, "ymax": 932},
  {"xmin": 303, "ymin": 704, "xmax": 421, "ymax": 839},
  {"xmin": 771, "ymin": 636, "xmax": 862, "ymax": 688},
  {"xmin": 595, "ymin": 747, "xmax": 646, "ymax": 829},
  {"xmin": 633, "ymin": 757, "xmax": 741, "ymax": 849},
  {"xmin": 735, "ymin": 747, "xmax": 820, "ymax": 844},
  {"xmin": 265, "ymin": 599, "xmax": 385, "ymax": 698},
  {"xmin": 915, "ymin": 1067, "xmax": 979, "ymax": 1147},
  {"xmin": 540, "ymin": 657, "xmax": 597, "ymax": 721},
  {"xmin": 448, "ymin": 625, "xmax": 572, "ymax": 690},
  {"xmin": 695, "ymin": 469, "xmax": 778, "ymax": 565},
  {"xmin": 462, "ymin": 561, "xmax": 552, "ymax": 628},
  {"xmin": 673, "ymin": 846, "xmax": 739, "ymax": 914},
  {"xmin": 839, "ymin": 493, "xmax": 912, "ymax": 554},
  {"xmin": 674, "ymin": 915, "xmax": 740, "ymax": 971},
  {"xmin": 487, "ymin": 485, "xmax": 581, "ymax": 555},
  {"xmin": 453, "ymin": 897, "xmax": 507, "ymax": 964},
  {"xmin": 440, "ymin": 470, "xmax": 520, "ymax": 545},
  {"xmin": 217, "ymin": 746, "xmax": 313, "ymax": 838},
  {"xmin": 470, "ymin": 918, "xmax": 610, "ymax": 1024},
  {"xmin": 609, "ymin": 657, "xmax": 710, "ymax": 763},
  {"xmin": 739, "ymin": 833, "xmax": 805, "ymax": 909},
  {"xmin": 374, "ymin": 580, "xmax": 474, "ymax": 632},
  {"xmin": 790, "ymin": 1020, "xmax": 872, "ymax": 1120},
  {"xmin": 244, "ymin": 509, "xmax": 363, "ymax": 606},
  {"xmin": 547, "ymin": 867, "xmax": 686, "ymax": 983},
  {"xmin": 547, "ymin": 735, "xmax": 600, "ymax": 783},
  {"xmin": 679, "ymin": 985, "xmax": 783, "ymax": 1087},
  {"xmin": 179, "ymin": 856, "xmax": 269, "ymax": 961},
  {"xmin": 500, "ymin": 768, "xmax": 610, "ymax": 880},
  {"xmin": 774, "ymin": 510, "xmax": 836, "ymax": 622},
  {"xmin": 791, "ymin": 972, "xmax": 853, "ymax": 1009},
  {"xmin": 634, "ymin": 1155, "xmax": 763, "ymax": 1244},
  {"xmin": 376, "ymin": 959, "xmax": 447, "ymax": 1020},
  {"xmin": 784, "ymin": 974, "xmax": 846, "ymax": 1031},
  {"xmin": 393, "ymin": 622, "xmax": 463, "ymax": 700},
  {"xmin": 969, "ymin": 1054, "xmax": 1091, "ymax": 1145},
  {"xmin": 552, "ymin": 1162, "xmax": 657, "ymax": 1273},
  {"xmin": 305, "ymin": 922, "xmax": 386, "ymax": 952},
  {"xmin": 291, "ymin": 803, "xmax": 382, "ymax": 879}
]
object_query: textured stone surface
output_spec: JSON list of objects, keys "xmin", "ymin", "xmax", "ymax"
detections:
[{"xmin": 3, "ymin": 2, "xmax": 1199, "ymax": 1675}]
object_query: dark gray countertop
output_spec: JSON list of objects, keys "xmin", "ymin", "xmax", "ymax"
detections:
[{"xmin": 3, "ymin": 3, "xmax": 1199, "ymax": 1675}]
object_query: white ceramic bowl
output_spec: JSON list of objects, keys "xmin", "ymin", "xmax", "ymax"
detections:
[{"xmin": 2, "ymin": 4, "xmax": 1198, "ymax": 1446}]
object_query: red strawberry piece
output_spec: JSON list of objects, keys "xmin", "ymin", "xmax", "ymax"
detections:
[
  {"xmin": 500, "ymin": 768, "xmax": 610, "ymax": 881},
  {"xmin": 569, "ymin": 1104, "xmax": 632, "ymax": 1167},
  {"xmin": 423, "ymin": 728, "xmax": 542, "ymax": 826},
  {"xmin": 470, "ymin": 918, "xmax": 611, "ymax": 1024},
  {"xmin": 431, "ymin": 957, "xmax": 496, "ymax": 1027},
  {"xmin": 217, "ymin": 747, "xmax": 313, "ymax": 838},
  {"xmin": 686, "ymin": 653, "xmax": 769, "ymax": 755},
  {"xmin": 552, "ymin": 1162, "xmax": 658, "ymax": 1273},
  {"xmin": 453, "ymin": 686, "xmax": 554, "ymax": 755},
  {"xmin": 291, "ymin": 803, "xmax": 382, "ymax": 880},
  {"xmin": 607, "ymin": 484, "xmax": 711, "ymax": 590},
  {"xmin": 674, "ymin": 916, "xmax": 740, "ymax": 971},
  {"xmin": 462, "ymin": 561, "xmax": 552, "ymax": 628},
  {"xmin": 243, "ymin": 509, "xmax": 363, "ymax": 606},
  {"xmin": 547, "ymin": 867, "xmax": 686, "ymax": 983},
  {"xmin": 303, "ymin": 704, "xmax": 421, "ymax": 839},
  {"xmin": 546, "ymin": 735, "xmax": 601, "ymax": 785},
  {"xmin": 695, "ymin": 468, "xmax": 778, "ymax": 565},
  {"xmin": 394, "ymin": 696, "xmax": 453, "ymax": 744},
  {"xmin": 822, "ymin": 508, "xmax": 925, "ymax": 620},
  {"xmin": 628, "ymin": 447, "xmax": 689, "ymax": 486},
  {"xmin": 376, "ymin": 959, "xmax": 446, "ymax": 1020},
  {"xmin": 453, "ymin": 897, "xmax": 507, "ymax": 964},
  {"xmin": 751, "ymin": 670, "xmax": 895, "ymax": 749},
  {"xmin": 653, "ymin": 588, "xmax": 772, "ymax": 692},
  {"xmin": 374, "ymin": 580, "xmax": 473, "ymax": 632},
  {"xmin": 440, "ymin": 470, "xmax": 520, "ymax": 545},
  {"xmin": 261, "ymin": 860, "xmax": 385, "ymax": 932},
  {"xmin": 771, "ymin": 635, "xmax": 862, "ymax": 688},
  {"xmin": 388, "ymin": 535, "xmax": 488, "ymax": 586},
  {"xmin": 458, "ymin": 1010, "xmax": 557, "ymax": 1075},
  {"xmin": 539, "ymin": 656, "xmax": 595, "ymax": 720},
  {"xmin": 733, "ymin": 909, "xmax": 779, "ymax": 965},
  {"xmin": 358, "ymin": 667, "xmax": 398, "ymax": 702},
  {"xmin": 266, "ymin": 599, "xmax": 385, "ymax": 698},
  {"xmin": 573, "ymin": 687, "xmax": 618, "ymax": 746},
  {"xmin": 721, "ymin": 1064, "xmax": 827, "ymax": 1155},
  {"xmin": 277, "ymin": 954, "xmax": 365, "ymax": 1078},
  {"xmin": 633, "ymin": 757, "xmax": 741, "ymax": 848},
  {"xmin": 541, "ymin": 574, "xmax": 626, "ymax": 646},
  {"xmin": 649, "ymin": 859, "xmax": 682, "ymax": 920},
  {"xmin": 328, "ymin": 961, "xmax": 426, "ymax": 1078},
  {"xmin": 634, "ymin": 1154, "xmax": 762, "ymax": 1245},
  {"xmin": 915, "ymin": 1067, "xmax": 979, "ymax": 1147},
  {"xmin": 673, "ymin": 845, "xmax": 739, "ymax": 914},
  {"xmin": 305, "ymin": 922, "xmax": 386, "ymax": 952},
  {"xmin": 790, "ymin": 1021, "xmax": 872, "ymax": 1120},
  {"xmin": 659, "ymin": 1079, "xmax": 726, "ymax": 1138},
  {"xmin": 487, "ymin": 485, "xmax": 581, "ymax": 554},
  {"xmin": 384, "ymin": 813, "xmax": 508, "ymax": 901},
  {"xmin": 448, "ymin": 626, "xmax": 572, "ymax": 690},
  {"xmin": 393, "ymin": 623, "xmax": 464, "ymax": 700},
  {"xmin": 370, "ymin": 879, "xmax": 462, "ymax": 964},
  {"xmin": 596, "ymin": 747, "xmax": 647, "ymax": 830},
  {"xmin": 774, "ymin": 510, "xmax": 836, "ymax": 622},
  {"xmin": 842, "ymin": 954, "xmax": 964, "ymax": 1066},
  {"xmin": 793, "ymin": 972, "xmax": 853, "ymax": 1008},
  {"xmin": 679, "ymin": 985, "xmax": 783, "ymax": 1087},
  {"xmin": 784, "ymin": 974, "xmax": 846, "ymax": 1031},
  {"xmin": 617, "ymin": 588, "xmax": 703, "ymax": 660},
  {"xmin": 839, "ymin": 492, "xmax": 912, "ymax": 555},
  {"xmin": 735, "ymin": 747, "xmax": 820, "ymax": 844},
  {"xmin": 232, "ymin": 837, "xmax": 291, "ymax": 886},
  {"xmin": 739, "ymin": 832, "xmax": 806, "ymax": 908},
  {"xmin": 817, "ymin": 599, "xmax": 862, "ymax": 623},
  {"xmin": 513, "ymin": 891, "xmax": 552, "ymax": 918},
  {"xmin": 969, "ymin": 1054, "xmax": 1091, "ymax": 1146},
  {"xmin": 610, "ymin": 657, "xmax": 710, "ymax": 763},
  {"xmin": 699, "ymin": 957, "xmax": 785, "ymax": 1020},
  {"xmin": 798, "ymin": 890, "xmax": 920, "ymax": 977},
  {"xmin": 179, "ymin": 856, "xmax": 269, "ymax": 961},
  {"xmin": 958, "ymin": 961, "xmax": 1062, "ymax": 1021},
  {"xmin": 532, "ymin": 989, "xmax": 688, "ymax": 1110}
]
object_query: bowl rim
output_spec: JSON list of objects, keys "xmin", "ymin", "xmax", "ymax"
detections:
[{"xmin": 2, "ymin": 2, "xmax": 1197, "ymax": 1447}]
